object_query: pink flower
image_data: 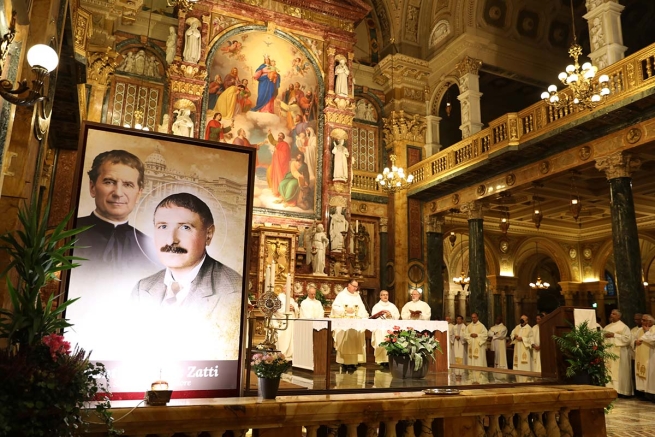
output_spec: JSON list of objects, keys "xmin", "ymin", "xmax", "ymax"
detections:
[
  {"xmin": 42, "ymin": 333, "xmax": 71, "ymax": 361},
  {"xmin": 387, "ymin": 330, "xmax": 394, "ymax": 334},
  {"xmin": 407, "ymin": 327, "xmax": 414, "ymax": 331},
  {"xmin": 393, "ymin": 326, "xmax": 401, "ymax": 331}
]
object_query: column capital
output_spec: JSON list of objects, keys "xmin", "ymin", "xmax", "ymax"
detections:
[
  {"xmin": 379, "ymin": 217, "xmax": 388, "ymax": 233},
  {"xmin": 86, "ymin": 49, "xmax": 119, "ymax": 87},
  {"xmin": 585, "ymin": 0, "xmax": 621, "ymax": 15},
  {"xmin": 461, "ymin": 201, "xmax": 485, "ymax": 220},
  {"xmin": 455, "ymin": 56, "xmax": 482, "ymax": 77},
  {"xmin": 595, "ymin": 152, "xmax": 642, "ymax": 179},
  {"xmin": 426, "ymin": 215, "xmax": 445, "ymax": 233},
  {"xmin": 382, "ymin": 110, "xmax": 427, "ymax": 144}
]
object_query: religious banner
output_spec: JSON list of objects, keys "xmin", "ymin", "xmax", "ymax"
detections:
[{"xmin": 64, "ymin": 122, "xmax": 255, "ymax": 399}]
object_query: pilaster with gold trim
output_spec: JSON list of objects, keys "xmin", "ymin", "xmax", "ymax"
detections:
[
  {"xmin": 85, "ymin": 49, "xmax": 118, "ymax": 122},
  {"xmin": 455, "ymin": 56, "xmax": 483, "ymax": 139}
]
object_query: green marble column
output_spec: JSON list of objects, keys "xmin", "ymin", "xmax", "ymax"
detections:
[
  {"xmin": 466, "ymin": 202, "xmax": 488, "ymax": 326},
  {"xmin": 426, "ymin": 217, "xmax": 445, "ymax": 320},
  {"xmin": 596, "ymin": 152, "xmax": 646, "ymax": 326}
]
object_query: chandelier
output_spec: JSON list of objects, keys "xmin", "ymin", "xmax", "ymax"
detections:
[
  {"xmin": 452, "ymin": 233, "xmax": 470, "ymax": 290},
  {"xmin": 376, "ymin": 154, "xmax": 414, "ymax": 193},
  {"xmin": 540, "ymin": 0, "xmax": 610, "ymax": 110},
  {"xmin": 530, "ymin": 242, "xmax": 550, "ymax": 289}
]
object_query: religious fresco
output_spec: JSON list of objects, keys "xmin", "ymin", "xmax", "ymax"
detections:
[{"xmin": 205, "ymin": 29, "xmax": 322, "ymax": 217}]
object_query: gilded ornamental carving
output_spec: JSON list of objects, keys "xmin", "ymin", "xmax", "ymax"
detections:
[
  {"xmin": 86, "ymin": 50, "xmax": 119, "ymax": 86},
  {"xmin": 595, "ymin": 152, "xmax": 642, "ymax": 179},
  {"xmin": 382, "ymin": 110, "xmax": 427, "ymax": 144}
]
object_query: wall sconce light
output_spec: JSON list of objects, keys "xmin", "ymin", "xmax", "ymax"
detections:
[{"xmin": 0, "ymin": 42, "xmax": 59, "ymax": 107}]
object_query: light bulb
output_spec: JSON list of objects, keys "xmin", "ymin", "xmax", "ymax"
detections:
[
  {"xmin": 387, "ymin": 173, "xmax": 393, "ymax": 179},
  {"xmin": 571, "ymin": 198, "xmax": 578, "ymax": 205},
  {"xmin": 383, "ymin": 168, "xmax": 389, "ymax": 174},
  {"xmin": 143, "ymin": 127, "xmax": 150, "ymax": 131},
  {"xmin": 566, "ymin": 74, "xmax": 578, "ymax": 84},
  {"xmin": 584, "ymin": 69, "xmax": 596, "ymax": 80},
  {"xmin": 392, "ymin": 165, "xmax": 398, "ymax": 172},
  {"xmin": 591, "ymin": 94, "xmax": 601, "ymax": 102},
  {"xmin": 376, "ymin": 174, "xmax": 382, "ymax": 181},
  {"xmin": 600, "ymin": 87, "xmax": 610, "ymax": 96},
  {"xmin": 558, "ymin": 72, "xmax": 567, "ymax": 81},
  {"xmin": 407, "ymin": 174, "xmax": 414, "ymax": 182},
  {"xmin": 544, "ymin": 282, "xmax": 550, "ymax": 288},
  {"xmin": 548, "ymin": 84, "xmax": 557, "ymax": 93},
  {"xmin": 550, "ymin": 95, "xmax": 559, "ymax": 103},
  {"xmin": 541, "ymin": 91, "xmax": 549, "ymax": 100},
  {"xmin": 566, "ymin": 65, "xmax": 575, "ymax": 73},
  {"xmin": 27, "ymin": 44, "xmax": 59, "ymax": 72},
  {"xmin": 379, "ymin": 180, "xmax": 386, "ymax": 185},
  {"xmin": 599, "ymin": 74, "xmax": 609, "ymax": 84},
  {"xmin": 124, "ymin": 123, "xmax": 131, "ymax": 128},
  {"xmin": 573, "ymin": 98, "xmax": 580, "ymax": 104},
  {"xmin": 395, "ymin": 181, "xmax": 401, "ymax": 187},
  {"xmin": 581, "ymin": 62, "xmax": 591, "ymax": 71},
  {"xmin": 135, "ymin": 123, "xmax": 143, "ymax": 130},
  {"xmin": 534, "ymin": 209, "xmax": 540, "ymax": 214}
]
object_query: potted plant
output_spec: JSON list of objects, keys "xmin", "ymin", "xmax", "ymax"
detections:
[
  {"xmin": 251, "ymin": 351, "xmax": 291, "ymax": 399},
  {"xmin": 553, "ymin": 321, "xmax": 617, "ymax": 386},
  {"xmin": 0, "ymin": 199, "xmax": 118, "ymax": 435},
  {"xmin": 378, "ymin": 326, "xmax": 442, "ymax": 379}
]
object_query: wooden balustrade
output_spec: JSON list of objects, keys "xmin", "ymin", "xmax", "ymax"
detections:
[
  {"xmin": 406, "ymin": 43, "xmax": 655, "ymax": 194},
  {"xmin": 352, "ymin": 170, "xmax": 382, "ymax": 194},
  {"xmin": 85, "ymin": 385, "xmax": 615, "ymax": 436}
]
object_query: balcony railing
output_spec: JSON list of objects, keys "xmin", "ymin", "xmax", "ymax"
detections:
[
  {"xmin": 352, "ymin": 170, "xmax": 382, "ymax": 195},
  {"xmin": 406, "ymin": 43, "xmax": 655, "ymax": 194},
  {"xmin": 85, "ymin": 385, "xmax": 615, "ymax": 436}
]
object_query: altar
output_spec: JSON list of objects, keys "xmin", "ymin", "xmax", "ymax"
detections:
[{"xmin": 291, "ymin": 319, "xmax": 449, "ymax": 373}]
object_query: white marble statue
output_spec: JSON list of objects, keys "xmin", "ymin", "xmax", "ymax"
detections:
[
  {"xmin": 329, "ymin": 206, "xmax": 348, "ymax": 252},
  {"xmin": 158, "ymin": 114, "xmax": 170, "ymax": 133},
  {"xmin": 334, "ymin": 58, "xmax": 350, "ymax": 96},
  {"xmin": 332, "ymin": 138, "xmax": 349, "ymax": 182},
  {"xmin": 166, "ymin": 26, "xmax": 177, "ymax": 65},
  {"xmin": 183, "ymin": 21, "xmax": 201, "ymax": 64},
  {"xmin": 355, "ymin": 99, "xmax": 366, "ymax": 119},
  {"xmin": 172, "ymin": 109, "xmax": 194, "ymax": 137},
  {"xmin": 307, "ymin": 224, "xmax": 329, "ymax": 275}
]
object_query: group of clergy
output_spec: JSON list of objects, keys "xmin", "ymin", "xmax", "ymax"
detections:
[
  {"xmin": 626, "ymin": 312, "xmax": 655, "ymax": 400},
  {"xmin": 447, "ymin": 313, "xmax": 545, "ymax": 378}
]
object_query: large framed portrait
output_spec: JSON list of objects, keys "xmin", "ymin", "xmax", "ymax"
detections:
[{"xmin": 64, "ymin": 122, "xmax": 255, "ymax": 398}]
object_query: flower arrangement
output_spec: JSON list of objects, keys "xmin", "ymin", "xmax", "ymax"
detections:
[
  {"xmin": 251, "ymin": 352, "xmax": 291, "ymax": 379},
  {"xmin": 379, "ymin": 326, "xmax": 443, "ymax": 371},
  {"xmin": 553, "ymin": 321, "xmax": 618, "ymax": 386},
  {"xmin": 0, "ymin": 199, "xmax": 118, "ymax": 435}
]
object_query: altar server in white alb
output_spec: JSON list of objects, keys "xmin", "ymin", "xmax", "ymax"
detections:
[
  {"xmin": 511, "ymin": 315, "xmax": 533, "ymax": 373},
  {"xmin": 487, "ymin": 315, "xmax": 508, "ymax": 369},
  {"xmin": 370, "ymin": 290, "xmax": 400, "ymax": 366},
  {"xmin": 274, "ymin": 292, "xmax": 299, "ymax": 359},
  {"xmin": 451, "ymin": 315, "xmax": 468, "ymax": 376},
  {"xmin": 299, "ymin": 285, "xmax": 324, "ymax": 319},
  {"xmin": 330, "ymin": 279, "xmax": 369, "ymax": 371},
  {"xmin": 464, "ymin": 312, "xmax": 487, "ymax": 367},
  {"xmin": 633, "ymin": 314, "xmax": 654, "ymax": 394},
  {"xmin": 603, "ymin": 309, "xmax": 634, "ymax": 396},
  {"xmin": 532, "ymin": 313, "xmax": 543, "ymax": 373},
  {"xmin": 401, "ymin": 289, "xmax": 431, "ymax": 320}
]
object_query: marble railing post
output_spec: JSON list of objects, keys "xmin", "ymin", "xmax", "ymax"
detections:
[
  {"xmin": 426, "ymin": 216, "xmax": 445, "ymax": 320},
  {"xmin": 383, "ymin": 420, "xmax": 398, "ymax": 437},
  {"xmin": 595, "ymin": 152, "xmax": 646, "ymax": 326},
  {"xmin": 463, "ymin": 201, "xmax": 488, "ymax": 325},
  {"xmin": 380, "ymin": 218, "xmax": 389, "ymax": 290},
  {"xmin": 583, "ymin": 0, "xmax": 627, "ymax": 69}
]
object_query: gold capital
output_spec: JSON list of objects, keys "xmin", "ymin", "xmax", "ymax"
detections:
[
  {"xmin": 455, "ymin": 56, "xmax": 482, "ymax": 77},
  {"xmin": 595, "ymin": 152, "xmax": 641, "ymax": 179}
]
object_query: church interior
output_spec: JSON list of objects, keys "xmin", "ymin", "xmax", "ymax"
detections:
[{"xmin": 2, "ymin": 0, "xmax": 655, "ymax": 435}]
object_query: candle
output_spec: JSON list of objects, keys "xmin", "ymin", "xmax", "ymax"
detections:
[
  {"xmin": 271, "ymin": 260, "xmax": 276, "ymax": 285},
  {"xmin": 355, "ymin": 220, "xmax": 359, "ymax": 232},
  {"xmin": 285, "ymin": 273, "xmax": 292, "ymax": 314},
  {"xmin": 264, "ymin": 264, "xmax": 270, "ymax": 292}
]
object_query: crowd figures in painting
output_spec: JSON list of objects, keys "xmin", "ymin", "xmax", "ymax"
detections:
[
  {"xmin": 65, "ymin": 126, "xmax": 251, "ymax": 393},
  {"xmin": 203, "ymin": 31, "xmax": 320, "ymax": 216}
]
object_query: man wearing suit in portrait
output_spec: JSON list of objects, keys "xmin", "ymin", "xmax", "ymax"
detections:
[{"xmin": 131, "ymin": 192, "xmax": 243, "ymax": 360}]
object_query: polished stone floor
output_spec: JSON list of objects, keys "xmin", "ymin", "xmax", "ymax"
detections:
[{"xmin": 606, "ymin": 398, "xmax": 655, "ymax": 437}]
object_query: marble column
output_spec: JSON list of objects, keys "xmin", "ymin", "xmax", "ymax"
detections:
[
  {"xmin": 463, "ymin": 201, "xmax": 488, "ymax": 326},
  {"xmin": 458, "ymin": 289, "xmax": 468, "ymax": 319},
  {"xmin": 425, "ymin": 115, "xmax": 442, "ymax": 156},
  {"xmin": 426, "ymin": 216, "xmax": 445, "ymax": 320},
  {"xmin": 455, "ymin": 56, "xmax": 483, "ymax": 139},
  {"xmin": 379, "ymin": 218, "xmax": 389, "ymax": 290},
  {"xmin": 583, "ymin": 0, "xmax": 627, "ymax": 69},
  {"xmin": 595, "ymin": 152, "xmax": 646, "ymax": 325},
  {"xmin": 446, "ymin": 289, "xmax": 457, "ymax": 319}
]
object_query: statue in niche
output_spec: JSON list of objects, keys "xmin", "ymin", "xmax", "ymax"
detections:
[
  {"xmin": 172, "ymin": 109, "xmax": 194, "ymax": 137},
  {"xmin": 166, "ymin": 26, "xmax": 177, "ymax": 64},
  {"xmin": 134, "ymin": 50, "xmax": 146, "ymax": 75},
  {"xmin": 329, "ymin": 206, "xmax": 349, "ymax": 252},
  {"xmin": 158, "ymin": 114, "xmax": 169, "ymax": 133},
  {"xmin": 365, "ymin": 103, "xmax": 377, "ymax": 122},
  {"xmin": 307, "ymin": 223, "xmax": 329, "ymax": 276},
  {"xmin": 334, "ymin": 58, "xmax": 350, "ymax": 96},
  {"xmin": 117, "ymin": 52, "xmax": 135, "ymax": 73},
  {"xmin": 183, "ymin": 20, "xmax": 201, "ymax": 64},
  {"xmin": 332, "ymin": 138, "xmax": 349, "ymax": 182},
  {"xmin": 355, "ymin": 99, "xmax": 366, "ymax": 119}
]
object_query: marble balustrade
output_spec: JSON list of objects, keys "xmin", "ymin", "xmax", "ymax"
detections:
[{"xmin": 85, "ymin": 385, "xmax": 615, "ymax": 437}]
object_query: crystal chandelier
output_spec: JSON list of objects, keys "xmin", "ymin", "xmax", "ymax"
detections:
[
  {"xmin": 540, "ymin": 0, "xmax": 610, "ymax": 110},
  {"xmin": 376, "ymin": 154, "xmax": 414, "ymax": 193}
]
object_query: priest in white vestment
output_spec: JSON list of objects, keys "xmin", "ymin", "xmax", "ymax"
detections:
[
  {"xmin": 401, "ymin": 289, "xmax": 431, "ymax": 320},
  {"xmin": 640, "ymin": 318, "xmax": 655, "ymax": 397},
  {"xmin": 532, "ymin": 313, "xmax": 543, "ymax": 373},
  {"xmin": 630, "ymin": 313, "xmax": 643, "ymax": 361},
  {"xmin": 370, "ymin": 290, "xmax": 400, "ymax": 365},
  {"xmin": 300, "ymin": 286, "xmax": 324, "ymax": 319},
  {"xmin": 274, "ymin": 293, "xmax": 298, "ymax": 359},
  {"xmin": 603, "ymin": 309, "xmax": 634, "ymax": 396},
  {"xmin": 330, "ymin": 279, "xmax": 369, "ymax": 370},
  {"xmin": 633, "ymin": 314, "xmax": 654, "ymax": 394},
  {"xmin": 451, "ymin": 315, "xmax": 467, "ymax": 376},
  {"xmin": 463, "ymin": 312, "xmax": 487, "ymax": 367},
  {"xmin": 487, "ymin": 316, "xmax": 508, "ymax": 369},
  {"xmin": 510, "ymin": 315, "xmax": 533, "ymax": 380}
]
